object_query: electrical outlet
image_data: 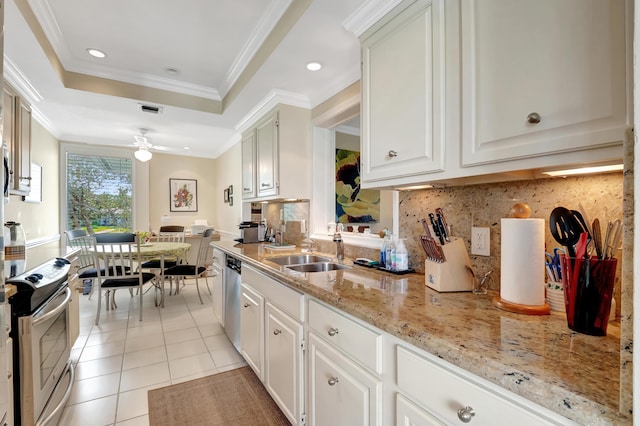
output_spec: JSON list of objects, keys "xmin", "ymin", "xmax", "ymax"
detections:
[{"xmin": 471, "ymin": 227, "xmax": 490, "ymax": 256}]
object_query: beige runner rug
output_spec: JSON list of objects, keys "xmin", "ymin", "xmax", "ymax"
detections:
[{"xmin": 148, "ymin": 367, "xmax": 290, "ymax": 425}]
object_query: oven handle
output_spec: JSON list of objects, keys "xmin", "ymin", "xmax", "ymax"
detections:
[
  {"xmin": 33, "ymin": 287, "xmax": 71, "ymax": 327},
  {"xmin": 35, "ymin": 360, "xmax": 75, "ymax": 426}
]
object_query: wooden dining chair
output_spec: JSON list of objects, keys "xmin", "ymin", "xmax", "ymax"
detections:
[
  {"xmin": 163, "ymin": 228, "xmax": 214, "ymax": 304},
  {"xmin": 92, "ymin": 235, "xmax": 156, "ymax": 325}
]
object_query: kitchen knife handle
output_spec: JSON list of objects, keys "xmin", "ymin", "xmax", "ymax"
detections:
[
  {"xmin": 436, "ymin": 213, "xmax": 450, "ymax": 243},
  {"xmin": 429, "ymin": 213, "xmax": 445, "ymax": 245}
]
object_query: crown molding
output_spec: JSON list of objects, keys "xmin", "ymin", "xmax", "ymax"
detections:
[
  {"xmin": 221, "ymin": 0, "xmax": 292, "ymax": 96},
  {"xmin": 343, "ymin": 0, "xmax": 403, "ymax": 37},
  {"xmin": 4, "ymin": 56, "xmax": 43, "ymax": 105},
  {"xmin": 234, "ymin": 89, "xmax": 311, "ymax": 134}
]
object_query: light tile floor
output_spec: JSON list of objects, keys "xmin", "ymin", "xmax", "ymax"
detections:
[{"xmin": 60, "ymin": 279, "xmax": 246, "ymax": 426}]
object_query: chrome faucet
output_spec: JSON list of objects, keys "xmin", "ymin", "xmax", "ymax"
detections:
[{"xmin": 333, "ymin": 232, "xmax": 344, "ymax": 261}]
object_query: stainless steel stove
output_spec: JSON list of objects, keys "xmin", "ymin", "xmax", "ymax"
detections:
[{"xmin": 7, "ymin": 257, "xmax": 75, "ymax": 426}]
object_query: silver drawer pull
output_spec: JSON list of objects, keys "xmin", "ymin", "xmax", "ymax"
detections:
[
  {"xmin": 243, "ymin": 303, "xmax": 250, "ymax": 308},
  {"xmin": 526, "ymin": 112, "xmax": 541, "ymax": 124},
  {"xmin": 327, "ymin": 327, "xmax": 339, "ymax": 337},
  {"xmin": 273, "ymin": 329, "xmax": 282, "ymax": 335},
  {"xmin": 388, "ymin": 150, "xmax": 398, "ymax": 158},
  {"xmin": 457, "ymin": 406, "xmax": 475, "ymax": 423},
  {"xmin": 328, "ymin": 377, "xmax": 339, "ymax": 386},
  {"xmin": 243, "ymin": 187, "xmax": 250, "ymax": 191},
  {"xmin": 261, "ymin": 182, "xmax": 270, "ymax": 187}
]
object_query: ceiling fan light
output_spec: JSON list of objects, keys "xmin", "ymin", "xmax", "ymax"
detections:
[{"xmin": 134, "ymin": 148, "xmax": 152, "ymax": 162}]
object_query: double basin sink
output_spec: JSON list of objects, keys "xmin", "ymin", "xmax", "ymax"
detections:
[{"xmin": 266, "ymin": 254, "xmax": 352, "ymax": 272}]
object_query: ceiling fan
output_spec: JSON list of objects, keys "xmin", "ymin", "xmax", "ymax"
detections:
[{"xmin": 131, "ymin": 128, "xmax": 186, "ymax": 162}]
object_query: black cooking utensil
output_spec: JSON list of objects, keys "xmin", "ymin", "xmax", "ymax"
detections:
[{"xmin": 549, "ymin": 207, "xmax": 581, "ymax": 258}]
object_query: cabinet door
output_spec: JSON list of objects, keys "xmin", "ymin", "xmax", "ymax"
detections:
[
  {"xmin": 241, "ymin": 131, "xmax": 256, "ymax": 199},
  {"xmin": 256, "ymin": 110, "xmax": 278, "ymax": 197},
  {"xmin": 307, "ymin": 332, "xmax": 381, "ymax": 426},
  {"xmin": 265, "ymin": 303, "xmax": 303, "ymax": 425},
  {"xmin": 397, "ymin": 394, "xmax": 444, "ymax": 426},
  {"xmin": 461, "ymin": 0, "xmax": 629, "ymax": 166},
  {"xmin": 361, "ymin": 0, "xmax": 445, "ymax": 183},
  {"xmin": 15, "ymin": 98, "xmax": 31, "ymax": 193},
  {"xmin": 240, "ymin": 284, "xmax": 264, "ymax": 381},
  {"xmin": 2, "ymin": 87, "xmax": 16, "ymax": 191}
]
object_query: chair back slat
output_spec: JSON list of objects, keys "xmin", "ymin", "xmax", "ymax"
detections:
[
  {"xmin": 68, "ymin": 235, "xmax": 97, "ymax": 270},
  {"xmin": 195, "ymin": 229, "xmax": 214, "ymax": 268},
  {"xmin": 153, "ymin": 231, "xmax": 185, "ymax": 243},
  {"xmin": 93, "ymin": 236, "xmax": 143, "ymax": 280}
]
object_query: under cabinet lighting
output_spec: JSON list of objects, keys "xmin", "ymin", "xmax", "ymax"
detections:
[
  {"xmin": 395, "ymin": 185, "xmax": 434, "ymax": 190},
  {"xmin": 542, "ymin": 164, "xmax": 623, "ymax": 177}
]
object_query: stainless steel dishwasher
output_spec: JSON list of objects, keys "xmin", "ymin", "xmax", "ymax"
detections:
[{"xmin": 223, "ymin": 254, "xmax": 241, "ymax": 351}]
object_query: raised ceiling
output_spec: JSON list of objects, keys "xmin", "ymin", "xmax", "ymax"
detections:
[{"xmin": 3, "ymin": 0, "xmax": 390, "ymax": 158}]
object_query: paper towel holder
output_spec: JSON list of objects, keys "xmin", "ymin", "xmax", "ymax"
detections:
[{"xmin": 493, "ymin": 203, "xmax": 550, "ymax": 315}]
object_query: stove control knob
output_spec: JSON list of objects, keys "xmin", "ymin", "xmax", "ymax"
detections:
[
  {"xmin": 25, "ymin": 275, "xmax": 40, "ymax": 283},
  {"xmin": 54, "ymin": 260, "xmax": 65, "ymax": 268},
  {"xmin": 56, "ymin": 257, "xmax": 71, "ymax": 265},
  {"xmin": 33, "ymin": 273, "xmax": 43, "ymax": 280}
]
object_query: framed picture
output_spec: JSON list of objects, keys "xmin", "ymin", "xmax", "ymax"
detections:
[
  {"xmin": 170, "ymin": 179, "xmax": 198, "ymax": 212},
  {"xmin": 224, "ymin": 188, "xmax": 229, "ymax": 203}
]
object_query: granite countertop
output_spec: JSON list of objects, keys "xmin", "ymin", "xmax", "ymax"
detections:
[{"xmin": 212, "ymin": 240, "xmax": 627, "ymax": 425}]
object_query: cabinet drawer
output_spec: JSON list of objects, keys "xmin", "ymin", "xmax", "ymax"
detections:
[
  {"xmin": 397, "ymin": 346, "xmax": 575, "ymax": 425},
  {"xmin": 308, "ymin": 299, "xmax": 383, "ymax": 374},
  {"xmin": 243, "ymin": 266, "xmax": 304, "ymax": 321}
]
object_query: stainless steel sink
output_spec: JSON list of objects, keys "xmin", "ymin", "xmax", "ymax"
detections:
[
  {"xmin": 267, "ymin": 254, "xmax": 332, "ymax": 266},
  {"xmin": 286, "ymin": 262, "xmax": 352, "ymax": 272}
]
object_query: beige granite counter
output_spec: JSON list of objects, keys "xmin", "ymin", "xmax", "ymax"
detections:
[{"xmin": 213, "ymin": 240, "xmax": 628, "ymax": 425}]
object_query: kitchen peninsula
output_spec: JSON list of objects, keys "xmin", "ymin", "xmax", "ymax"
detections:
[{"xmin": 212, "ymin": 240, "xmax": 626, "ymax": 425}]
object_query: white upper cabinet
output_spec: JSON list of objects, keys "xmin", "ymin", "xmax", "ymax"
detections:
[
  {"xmin": 241, "ymin": 105, "xmax": 312, "ymax": 201},
  {"xmin": 461, "ymin": 0, "xmax": 630, "ymax": 166},
  {"xmin": 241, "ymin": 132, "xmax": 256, "ymax": 198},
  {"xmin": 357, "ymin": 0, "xmax": 629, "ymax": 188},
  {"xmin": 361, "ymin": 0, "xmax": 445, "ymax": 183}
]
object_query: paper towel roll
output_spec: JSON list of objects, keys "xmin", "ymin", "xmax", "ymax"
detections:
[{"xmin": 500, "ymin": 218, "xmax": 545, "ymax": 305}]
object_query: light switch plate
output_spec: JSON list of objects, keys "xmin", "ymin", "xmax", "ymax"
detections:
[{"xmin": 471, "ymin": 227, "xmax": 490, "ymax": 256}]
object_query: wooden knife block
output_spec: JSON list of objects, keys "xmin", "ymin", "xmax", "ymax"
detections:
[{"xmin": 425, "ymin": 238, "xmax": 474, "ymax": 292}]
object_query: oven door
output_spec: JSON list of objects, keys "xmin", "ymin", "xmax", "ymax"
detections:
[{"xmin": 18, "ymin": 285, "xmax": 74, "ymax": 426}]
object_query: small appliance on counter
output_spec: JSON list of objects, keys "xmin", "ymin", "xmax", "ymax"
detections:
[{"xmin": 237, "ymin": 221, "xmax": 260, "ymax": 243}]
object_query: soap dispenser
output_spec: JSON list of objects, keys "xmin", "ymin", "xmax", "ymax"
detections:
[{"xmin": 395, "ymin": 238, "xmax": 409, "ymax": 271}]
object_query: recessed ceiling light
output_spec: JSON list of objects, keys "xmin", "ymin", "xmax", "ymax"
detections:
[
  {"xmin": 306, "ymin": 62, "xmax": 322, "ymax": 71},
  {"xmin": 164, "ymin": 66, "xmax": 181, "ymax": 76},
  {"xmin": 183, "ymin": 147, "xmax": 190, "ymax": 151},
  {"xmin": 86, "ymin": 48, "xmax": 106, "ymax": 59}
]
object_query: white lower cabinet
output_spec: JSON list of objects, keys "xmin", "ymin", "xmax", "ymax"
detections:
[
  {"xmin": 240, "ymin": 283, "xmax": 264, "ymax": 381},
  {"xmin": 396, "ymin": 345, "xmax": 577, "ymax": 426},
  {"xmin": 307, "ymin": 332, "xmax": 382, "ymax": 426},
  {"xmin": 265, "ymin": 302, "xmax": 303, "ymax": 424},
  {"xmin": 396, "ymin": 394, "xmax": 443, "ymax": 426}
]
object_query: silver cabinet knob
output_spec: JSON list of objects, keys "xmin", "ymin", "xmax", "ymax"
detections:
[
  {"xmin": 526, "ymin": 112, "xmax": 541, "ymax": 124},
  {"xmin": 388, "ymin": 150, "xmax": 398, "ymax": 158},
  {"xmin": 327, "ymin": 327, "xmax": 339, "ymax": 337},
  {"xmin": 243, "ymin": 187, "xmax": 250, "ymax": 191},
  {"xmin": 457, "ymin": 406, "xmax": 475, "ymax": 423},
  {"xmin": 328, "ymin": 377, "xmax": 339, "ymax": 386},
  {"xmin": 243, "ymin": 303, "xmax": 250, "ymax": 308},
  {"xmin": 273, "ymin": 329, "xmax": 282, "ymax": 335},
  {"xmin": 261, "ymin": 182, "xmax": 270, "ymax": 187}
]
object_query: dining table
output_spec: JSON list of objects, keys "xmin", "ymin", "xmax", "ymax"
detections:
[{"xmin": 92, "ymin": 241, "xmax": 191, "ymax": 308}]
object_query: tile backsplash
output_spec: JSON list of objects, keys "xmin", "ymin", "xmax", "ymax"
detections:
[{"xmin": 398, "ymin": 173, "xmax": 624, "ymax": 296}]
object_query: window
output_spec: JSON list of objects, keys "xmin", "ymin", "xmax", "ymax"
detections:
[{"xmin": 65, "ymin": 152, "xmax": 133, "ymax": 233}]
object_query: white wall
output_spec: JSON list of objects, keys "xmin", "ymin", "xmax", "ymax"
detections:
[
  {"xmin": 212, "ymin": 141, "xmax": 242, "ymax": 239},
  {"xmin": 148, "ymin": 153, "xmax": 217, "ymax": 231}
]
